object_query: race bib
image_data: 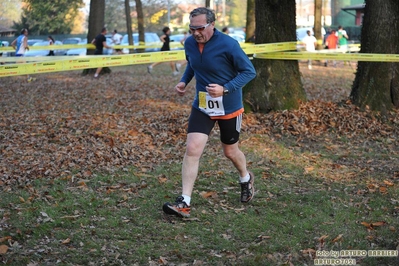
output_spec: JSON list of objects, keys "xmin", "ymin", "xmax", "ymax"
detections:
[{"xmin": 198, "ymin": 91, "xmax": 225, "ymax": 116}]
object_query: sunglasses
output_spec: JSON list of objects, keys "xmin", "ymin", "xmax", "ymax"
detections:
[{"xmin": 189, "ymin": 23, "xmax": 211, "ymax": 33}]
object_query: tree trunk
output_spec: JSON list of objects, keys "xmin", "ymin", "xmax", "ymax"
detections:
[
  {"xmin": 83, "ymin": 0, "xmax": 110, "ymax": 75},
  {"xmin": 244, "ymin": 0, "xmax": 306, "ymax": 112},
  {"xmin": 350, "ymin": 0, "xmax": 399, "ymax": 112},
  {"xmin": 314, "ymin": 0, "xmax": 323, "ymax": 50},
  {"xmin": 87, "ymin": 0, "xmax": 105, "ymax": 56},
  {"xmin": 125, "ymin": 0, "xmax": 134, "ymax": 54},
  {"xmin": 135, "ymin": 0, "xmax": 145, "ymax": 53},
  {"xmin": 245, "ymin": 0, "xmax": 255, "ymax": 43}
]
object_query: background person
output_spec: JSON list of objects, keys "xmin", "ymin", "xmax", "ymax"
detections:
[
  {"xmin": 11, "ymin": 28, "xmax": 29, "ymax": 57},
  {"xmin": 222, "ymin": 26, "xmax": 229, "ymax": 34},
  {"xmin": 337, "ymin": 25, "xmax": 349, "ymax": 52},
  {"xmin": 11, "ymin": 28, "xmax": 34, "ymax": 81},
  {"xmin": 325, "ymin": 29, "xmax": 338, "ymax": 67},
  {"xmin": 47, "ymin": 35, "xmax": 55, "ymax": 56},
  {"xmin": 112, "ymin": 29, "xmax": 122, "ymax": 54},
  {"xmin": 91, "ymin": 27, "xmax": 112, "ymax": 78},
  {"xmin": 301, "ymin": 30, "xmax": 317, "ymax": 69},
  {"xmin": 163, "ymin": 7, "xmax": 256, "ymax": 218},
  {"xmin": 147, "ymin": 26, "xmax": 179, "ymax": 76}
]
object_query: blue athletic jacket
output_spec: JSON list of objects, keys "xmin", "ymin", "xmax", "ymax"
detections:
[{"xmin": 180, "ymin": 29, "xmax": 256, "ymax": 118}]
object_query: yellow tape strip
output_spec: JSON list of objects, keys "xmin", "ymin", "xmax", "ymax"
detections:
[
  {"xmin": 7, "ymin": 42, "xmax": 393, "ymax": 77},
  {"xmin": 254, "ymin": 51, "xmax": 399, "ymax": 62}
]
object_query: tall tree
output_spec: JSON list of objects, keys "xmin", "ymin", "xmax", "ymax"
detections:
[
  {"xmin": 87, "ymin": 0, "xmax": 105, "ymax": 56},
  {"xmin": 84, "ymin": 0, "xmax": 110, "ymax": 75},
  {"xmin": 20, "ymin": 0, "xmax": 83, "ymax": 34},
  {"xmin": 245, "ymin": 0, "xmax": 255, "ymax": 43},
  {"xmin": 244, "ymin": 0, "xmax": 306, "ymax": 112},
  {"xmin": 351, "ymin": 0, "xmax": 399, "ymax": 111},
  {"xmin": 124, "ymin": 0, "xmax": 134, "ymax": 53},
  {"xmin": 0, "ymin": 0, "xmax": 21, "ymax": 28},
  {"xmin": 135, "ymin": 0, "xmax": 145, "ymax": 53},
  {"xmin": 314, "ymin": 0, "xmax": 323, "ymax": 50},
  {"xmin": 105, "ymin": 0, "xmax": 126, "ymax": 32}
]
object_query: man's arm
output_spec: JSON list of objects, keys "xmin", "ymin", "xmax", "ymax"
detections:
[{"xmin": 11, "ymin": 39, "xmax": 17, "ymax": 49}]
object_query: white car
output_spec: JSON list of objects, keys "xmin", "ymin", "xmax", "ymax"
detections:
[
  {"xmin": 121, "ymin": 33, "xmax": 161, "ymax": 54},
  {"xmin": 169, "ymin": 34, "xmax": 186, "ymax": 50},
  {"xmin": 66, "ymin": 38, "xmax": 113, "ymax": 56},
  {"xmin": 228, "ymin": 33, "xmax": 245, "ymax": 43},
  {"xmin": 23, "ymin": 40, "xmax": 65, "ymax": 57}
]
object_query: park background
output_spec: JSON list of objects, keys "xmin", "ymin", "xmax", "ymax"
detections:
[{"xmin": 1, "ymin": 0, "xmax": 399, "ymax": 265}]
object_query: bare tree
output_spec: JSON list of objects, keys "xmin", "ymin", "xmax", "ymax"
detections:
[
  {"xmin": 244, "ymin": 0, "xmax": 306, "ymax": 112},
  {"xmin": 87, "ymin": 0, "xmax": 105, "ymax": 56},
  {"xmin": 351, "ymin": 0, "xmax": 399, "ymax": 111},
  {"xmin": 84, "ymin": 0, "xmax": 110, "ymax": 75},
  {"xmin": 314, "ymin": 0, "xmax": 323, "ymax": 50},
  {"xmin": 135, "ymin": 0, "xmax": 145, "ymax": 53},
  {"xmin": 124, "ymin": 0, "xmax": 134, "ymax": 53},
  {"xmin": 245, "ymin": 0, "xmax": 255, "ymax": 43}
]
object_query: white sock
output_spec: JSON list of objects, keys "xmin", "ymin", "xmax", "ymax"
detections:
[
  {"xmin": 94, "ymin": 73, "xmax": 98, "ymax": 77},
  {"xmin": 182, "ymin": 194, "xmax": 191, "ymax": 206},
  {"xmin": 239, "ymin": 172, "xmax": 250, "ymax": 183}
]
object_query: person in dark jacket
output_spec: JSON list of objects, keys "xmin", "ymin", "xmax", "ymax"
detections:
[{"xmin": 163, "ymin": 7, "xmax": 256, "ymax": 218}]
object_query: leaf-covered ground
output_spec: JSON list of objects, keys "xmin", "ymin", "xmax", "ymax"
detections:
[
  {"xmin": 1, "ymin": 61, "xmax": 399, "ymax": 265},
  {"xmin": 1, "ymin": 61, "xmax": 399, "ymax": 189}
]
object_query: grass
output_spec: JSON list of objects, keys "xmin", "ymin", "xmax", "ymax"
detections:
[
  {"xmin": 1, "ymin": 133, "xmax": 399, "ymax": 265},
  {"xmin": 1, "ymin": 63, "xmax": 399, "ymax": 265}
]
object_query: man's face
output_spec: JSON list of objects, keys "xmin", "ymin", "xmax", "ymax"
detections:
[{"xmin": 189, "ymin": 14, "xmax": 214, "ymax": 44}]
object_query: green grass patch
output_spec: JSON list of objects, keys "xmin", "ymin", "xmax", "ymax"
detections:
[{"xmin": 1, "ymin": 134, "xmax": 399, "ymax": 265}]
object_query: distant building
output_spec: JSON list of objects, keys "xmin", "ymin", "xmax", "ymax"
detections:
[
  {"xmin": 0, "ymin": 27, "xmax": 16, "ymax": 37},
  {"xmin": 296, "ymin": 0, "xmax": 365, "ymax": 28},
  {"xmin": 341, "ymin": 3, "xmax": 365, "ymax": 26}
]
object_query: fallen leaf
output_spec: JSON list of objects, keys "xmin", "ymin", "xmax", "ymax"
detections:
[
  {"xmin": 0, "ymin": 236, "xmax": 11, "ymax": 243},
  {"xmin": 0, "ymin": 245, "xmax": 8, "ymax": 254},
  {"xmin": 200, "ymin": 191, "xmax": 218, "ymax": 199},
  {"xmin": 332, "ymin": 234, "xmax": 343, "ymax": 243},
  {"xmin": 61, "ymin": 238, "xmax": 71, "ymax": 244}
]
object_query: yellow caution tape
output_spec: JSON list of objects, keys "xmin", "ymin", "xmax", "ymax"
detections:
[
  {"xmin": 254, "ymin": 51, "xmax": 399, "ymax": 62},
  {"xmin": 2, "ymin": 40, "xmax": 398, "ymax": 77},
  {"xmin": 0, "ymin": 42, "xmax": 297, "ymax": 77}
]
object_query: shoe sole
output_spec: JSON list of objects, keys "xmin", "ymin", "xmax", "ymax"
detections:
[
  {"xmin": 162, "ymin": 202, "xmax": 190, "ymax": 218},
  {"xmin": 241, "ymin": 171, "xmax": 255, "ymax": 203}
]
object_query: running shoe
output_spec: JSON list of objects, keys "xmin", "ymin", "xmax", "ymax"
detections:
[
  {"xmin": 163, "ymin": 196, "xmax": 191, "ymax": 217},
  {"xmin": 175, "ymin": 63, "xmax": 181, "ymax": 72},
  {"xmin": 240, "ymin": 171, "xmax": 255, "ymax": 203}
]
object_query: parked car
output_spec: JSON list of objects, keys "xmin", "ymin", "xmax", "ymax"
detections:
[
  {"xmin": 24, "ymin": 40, "xmax": 65, "ymax": 57},
  {"xmin": 66, "ymin": 38, "xmax": 113, "ymax": 56},
  {"xmin": 121, "ymin": 33, "xmax": 161, "ymax": 53},
  {"xmin": 228, "ymin": 33, "xmax": 245, "ymax": 43},
  {"xmin": 60, "ymin": 38, "xmax": 82, "ymax": 55},
  {"xmin": 62, "ymin": 38, "xmax": 82, "ymax": 45},
  {"xmin": 66, "ymin": 39, "xmax": 88, "ymax": 56},
  {"xmin": 0, "ymin": 40, "xmax": 9, "ymax": 57},
  {"xmin": 169, "ymin": 34, "xmax": 185, "ymax": 50}
]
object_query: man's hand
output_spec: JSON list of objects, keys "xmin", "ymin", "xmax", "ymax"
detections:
[
  {"xmin": 205, "ymin": 83, "xmax": 224, "ymax": 98},
  {"xmin": 175, "ymin": 82, "xmax": 186, "ymax": 96}
]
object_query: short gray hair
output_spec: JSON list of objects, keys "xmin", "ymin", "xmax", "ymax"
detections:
[{"xmin": 189, "ymin": 7, "xmax": 216, "ymax": 23}]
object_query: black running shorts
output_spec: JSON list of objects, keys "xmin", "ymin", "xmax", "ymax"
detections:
[{"xmin": 187, "ymin": 107, "xmax": 242, "ymax": 145}]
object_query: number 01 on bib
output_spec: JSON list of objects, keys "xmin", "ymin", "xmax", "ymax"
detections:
[{"xmin": 198, "ymin": 91, "xmax": 226, "ymax": 116}]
